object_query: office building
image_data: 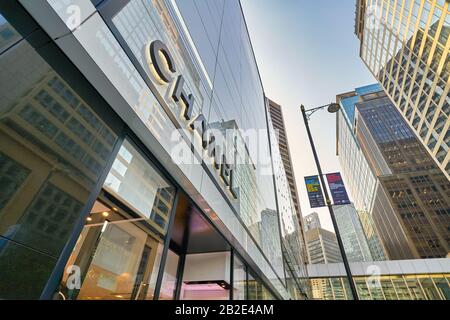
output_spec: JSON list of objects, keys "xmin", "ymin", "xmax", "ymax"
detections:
[
  {"xmin": 267, "ymin": 97, "xmax": 308, "ymax": 267},
  {"xmin": 337, "ymin": 87, "xmax": 450, "ymax": 260},
  {"xmin": 0, "ymin": 0, "xmax": 308, "ymax": 300},
  {"xmin": 357, "ymin": 210, "xmax": 388, "ymax": 261},
  {"xmin": 304, "ymin": 212, "xmax": 321, "ymax": 232},
  {"xmin": 304, "ymin": 227, "xmax": 343, "ymax": 264},
  {"xmin": 333, "ymin": 204, "xmax": 373, "ymax": 262},
  {"xmin": 308, "ymin": 258, "xmax": 450, "ymax": 300},
  {"xmin": 267, "ymin": 99, "xmax": 303, "ymax": 227},
  {"xmin": 355, "ymin": 0, "xmax": 450, "ymax": 179},
  {"xmin": 337, "ymin": 85, "xmax": 388, "ymax": 262}
]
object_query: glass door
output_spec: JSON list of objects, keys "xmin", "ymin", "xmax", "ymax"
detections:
[
  {"xmin": 58, "ymin": 139, "xmax": 178, "ymax": 300},
  {"xmin": 60, "ymin": 198, "xmax": 165, "ymax": 300}
]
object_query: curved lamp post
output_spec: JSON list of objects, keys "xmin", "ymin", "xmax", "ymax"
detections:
[{"xmin": 300, "ymin": 103, "xmax": 359, "ymax": 300}]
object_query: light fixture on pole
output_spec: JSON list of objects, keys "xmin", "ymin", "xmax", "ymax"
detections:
[{"xmin": 300, "ymin": 102, "xmax": 359, "ymax": 300}]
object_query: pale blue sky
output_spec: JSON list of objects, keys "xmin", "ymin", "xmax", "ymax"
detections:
[{"xmin": 241, "ymin": 0, "xmax": 376, "ymax": 231}]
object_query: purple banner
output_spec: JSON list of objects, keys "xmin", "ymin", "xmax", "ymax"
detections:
[{"xmin": 326, "ymin": 172, "xmax": 351, "ymax": 205}]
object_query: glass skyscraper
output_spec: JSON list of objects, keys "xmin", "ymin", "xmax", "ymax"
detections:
[
  {"xmin": 337, "ymin": 85, "xmax": 388, "ymax": 262},
  {"xmin": 355, "ymin": 0, "xmax": 450, "ymax": 180},
  {"xmin": 0, "ymin": 0, "xmax": 308, "ymax": 300},
  {"xmin": 333, "ymin": 204, "xmax": 374, "ymax": 263},
  {"xmin": 307, "ymin": 258, "xmax": 450, "ymax": 300},
  {"xmin": 337, "ymin": 87, "xmax": 450, "ymax": 260}
]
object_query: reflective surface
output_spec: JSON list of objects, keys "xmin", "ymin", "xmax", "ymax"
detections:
[
  {"xmin": 59, "ymin": 139, "xmax": 176, "ymax": 300},
  {"xmin": 0, "ymin": 12, "xmax": 119, "ymax": 299},
  {"xmin": 311, "ymin": 274, "xmax": 450, "ymax": 300},
  {"xmin": 357, "ymin": 0, "xmax": 450, "ymax": 179}
]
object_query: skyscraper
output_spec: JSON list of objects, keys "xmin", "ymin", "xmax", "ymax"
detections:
[
  {"xmin": 303, "ymin": 214, "xmax": 342, "ymax": 264},
  {"xmin": 355, "ymin": 0, "xmax": 450, "ymax": 180},
  {"xmin": 304, "ymin": 212, "xmax": 321, "ymax": 232},
  {"xmin": 337, "ymin": 84, "xmax": 389, "ymax": 262},
  {"xmin": 304, "ymin": 227, "xmax": 343, "ymax": 264},
  {"xmin": 267, "ymin": 99, "xmax": 304, "ymax": 228},
  {"xmin": 267, "ymin": 98, "xmax": 308, "ymax": 268},
  {"xmin": 333, "ymin": 204, "xmax": 373, "ymax": 262},
  {"xmin": 337, "ymin": 88, "xmax": 450, "ymax": 260}
]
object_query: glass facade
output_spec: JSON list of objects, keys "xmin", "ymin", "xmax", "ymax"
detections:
[
  {"xmin": 356, "ymin": 94, "xmax": 450, "ymax": 259},
  {"xmin": 310, "ymin": 274, "xmax": 450, "ymax": 300},
  {"xmin": 305, "ymin": 228, "xmax": 343, "ymax": 264},
  {"xmin": 337, "ymin": 86, "xmax": 388, "ymax": 261},
  {"xmin": 333, "ymin": 204, "xmax": 374, "ymax": 262},
  {"xmin": 356, "ymin": 0, "xmax": 450, "ymax": 179},
  {"xmin": 337, "ymin": 84, "xmax": 450, "ymax": 260},
  {"xmin": 0, "ymin": 8, "xmax": 122, "ymax": 299},
  {"xmin": 58, "ymin": 139, "xmax": 176, "ymax": 300},
  {"xmin": 0, "ymin": 0, "xmax": 308, "ymax": 299}
]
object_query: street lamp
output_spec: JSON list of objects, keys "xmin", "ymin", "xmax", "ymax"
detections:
[{"xmin": 300, "ymin": 103, "xmax": 359, "ymax": 300}]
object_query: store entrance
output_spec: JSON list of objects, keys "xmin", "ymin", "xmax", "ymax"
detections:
[
  {"xmin": 59, "ymin": 191, "xmax": 166, "ymax": 300},
  {"xmin": 55, "ymin": 138, "xmax": 232, "ymax": 300},
  {"xmin": 167, "ymin": 193, "xmax": 232, "ymax": 300},
  {"xmin": 58, "ymin": 190, "xmax": 232, "ymax": 300}
]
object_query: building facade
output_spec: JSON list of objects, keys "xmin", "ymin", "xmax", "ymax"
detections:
[
  {"xmin": 267, "ymin": 99, "xmax": 303, "ymax": 228},
  {"xmin": 358, "ymin": 210, "xmax": 389, "ymax": 261},
  {"xmin": 336, "ymin": 84, "xmax": 389, "ymax": 262},
  {"xmin": 337, "ymin": 85, "xmax": 450, "ymax": 260},
  {"xmin": 356, "ymin": 92, "xmax": 450, "ymax": 259},
  {"xmin": 304, "ymin": 227, "xmax": 343, "ymax": 265},
  {"xmin": 304, "ymin": 212, "xmax": 321, "ymax": 232},
  {"xmin": 355, "ymin": 0, "xmax": 450, "ymax": 179},
  {"xmin": 333, "ymin": 204, "xmax": 374, "ymax": 262},
  {"xmin": 267, "ymin": 98, "xmax": 308, "ymax": 267},
  {"xmin": 308, "ymin": 259, "xmax": 450, "ymax": 300},
  {"xmin": 0, "ymin": 0, "xmax": 308, "ymax": 300}
]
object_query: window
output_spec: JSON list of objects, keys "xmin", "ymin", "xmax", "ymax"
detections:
[
  {"xmin": 158, "ymin": 250, "xmax": 180, "ymax": 300},
  {"xmin": 0, "ymin": 8, "xmax": 120, "ymax": 299},
  {"xmin": 104, "ymin": 140, "xmax": 176, "ymax": 235},
  {"xmin": 57, "ymin": 140, "xmax": 177, "ymax": 300},
  {"xmin": 232, "ymin": 255, "xmax": 247, "ymax": 300}
]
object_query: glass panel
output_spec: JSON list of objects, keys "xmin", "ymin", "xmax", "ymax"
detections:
[
  {"xmin": 232, "ymin": 254, "xmax": 246, "ymax": 300},
  {"xmin": 331, "ymin": 278, "xmax": 347, "ymax": 300},
  {"xmin": 380, "ymin": 278, "xmax": 398, "ymax": 300},
  {"xmin": 324, "ymin": 278, "xmax": 336, "ymax": 300},
  {"xmin": 262, "ymin": 285, "xmax": 275, "ymax": 300},
  {"xmin": 0, "ymin": 11, "xmax": 119, "ymax": 299},
  {"xmin": 342, "ymin": 278, "xmax": 354, "ymax": 300},
  {"xmin": 158, "ymin": 250, "xmax": 180, "ymax": 300},
  {"xmin": 104, "ymin": 140, "xmax": 176, "ymax": 235},
  {"xmin": 59, "ymin": 198, "xmax": 166, "ymax": 300},
  {"xmin": 0, "ymin": 237, "xmax": 56, "ymax": 299},
  {"xmin": 419, "ymin": 276, "xmax": 442, "ymax": 300},
  {"xmin": 247, "ymin": 272, "xmax": 263, "ymax": 300},
  {"xmin": 58, "ymin": 140, "xmax": 176, "ymax": 300},
  {"xmin": 392, "ymin": 277, "xmax": 412, "ymax": 299},
  {"xmin": 432, "ymin": 276, "xmax": 450, "ymax": 300},
  {"xmin": 404, "ymin": 276, "xmax": 426, "ymax": 300},
  {"xmin": 355, "ymin": 278, "xmax": 371, "ymax": 300},
  {"xmin": 0, "ymin": 13, "xmax": 22, "ymax": 53}
]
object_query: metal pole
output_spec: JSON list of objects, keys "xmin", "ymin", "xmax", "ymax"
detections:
[{"xmin": 300, "ymin": 105, "xmax": 359, "ymax": 300}]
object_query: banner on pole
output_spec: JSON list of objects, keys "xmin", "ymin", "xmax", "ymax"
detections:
[
  {"xmin": 326, "ymin": 172, "xmax": 351, "ymax": 205},
  {"xmin": 304, "ymin": 175, "xmax": 326, "ymax": 208}
]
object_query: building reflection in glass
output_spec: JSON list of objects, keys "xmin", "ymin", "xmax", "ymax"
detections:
[{"xmin": 0, "ymin": 15, "xmax": 118, "ymax": 299}]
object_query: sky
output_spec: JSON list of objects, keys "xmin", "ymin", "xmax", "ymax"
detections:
[{"xmin": 241, "ymin": 0, "xmax": 376, "ymax": 232}]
